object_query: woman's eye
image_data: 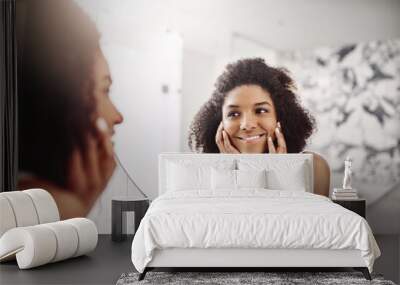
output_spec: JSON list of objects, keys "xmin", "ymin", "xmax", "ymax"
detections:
[
  {"xmin": 227, "ymin": 111, "xmax": 240, "ymax": 118},
  {"xmin": 256, "ymin": 108, "xmax": 268, "ymax": 114}
]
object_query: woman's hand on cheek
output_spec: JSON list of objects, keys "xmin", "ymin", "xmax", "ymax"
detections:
[
  {"xmin": 267, "ymin": 122, "xmax": 287, "ymax": 154},
  {"xmin": 215, "ymin": 122, "xmax": 240, "ymax": 153},
  {"xmin": 67, "ymin": 125, "xmax": 116, "ymax": 215}
]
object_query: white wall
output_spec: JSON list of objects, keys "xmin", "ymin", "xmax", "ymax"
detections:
[
  {"xmin": 181, "ymin": 49, "xmax": 215, "ymax": 151},
  {"xmin": 77, "ymin": 0, "xmax": 183, "ymax": 234}
]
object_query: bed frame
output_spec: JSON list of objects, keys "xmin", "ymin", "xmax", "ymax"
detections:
[
  {"xmin": 140, "ymin": 248, "xmax": 371, "ymax": 280},
  {"xmin": 138, "ymin": 153, "xmax": 372, "ymax": 281}
]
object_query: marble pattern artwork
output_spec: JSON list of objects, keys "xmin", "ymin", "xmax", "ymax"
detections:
[{"xmin": 276, "ymin": 39, "xmax": 400, "ymax": 234}]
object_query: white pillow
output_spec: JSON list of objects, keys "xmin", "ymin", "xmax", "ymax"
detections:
[
  {"xmin": 166, "ymin": 159, "xmax": 236, "ymax": 192},
  {"xmin": 238, "ymin": 158, "xmax": 308, "ymax": 192},
  {"xmin": 211, "ymin": 168, "xmax": 268, "ymax": 190},
  {"xmin": 211, "ymin": 168, "xmax": 236, "ymax": 190},
  {"xmin": 236, "ymin": 169, "xmax": 268, "ymax": 189},
  {"xmin": 167, "ymin": 162, "xmax": 211, "ymax": 191},
  {"xmin": 266, "ymin": 162, "xmax": 307, "ymax": 191}
]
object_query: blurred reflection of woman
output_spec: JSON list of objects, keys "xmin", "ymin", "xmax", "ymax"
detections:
[
  {"xmin": 17, "ymin": 0, "xmax": 123, "ymax": 219},
  {"xmin": 189, "ymin": 58, "xmax": 330, "ymax": 196}
]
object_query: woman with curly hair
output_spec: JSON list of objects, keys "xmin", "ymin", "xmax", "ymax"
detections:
[
  {"xmin": 17, "ymin": 0, "xmax": 123, "ymax": 218},
  {"xmin": 189, "ymin": 58, "xmax": 330, "ymax": 196}
]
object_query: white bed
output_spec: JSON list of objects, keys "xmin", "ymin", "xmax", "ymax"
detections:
[{"xmin": 131, "ymin": 153, "xmax": 380, "ymax": 280}]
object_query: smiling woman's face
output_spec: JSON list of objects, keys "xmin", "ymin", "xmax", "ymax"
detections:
[{"xmin": 222, "ymin": 84, "xmax": 278, "ymax": 153}]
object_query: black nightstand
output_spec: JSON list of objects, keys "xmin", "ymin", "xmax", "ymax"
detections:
[
  {"xmin": 332, "ymin": 198, "xmax": 366, "ymax": 218},
  {"xmin": 111, "ymin": 197, "xmax": 149, "ymax": 242}
]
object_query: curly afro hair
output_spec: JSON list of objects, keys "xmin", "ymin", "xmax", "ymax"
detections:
[
  {"xmin": 18, "ymin": 0, "xmax": 100, "ymax": 188},
  {"xmin": 188, "ymin": 58, "xmax": 315, "ymax": 153}
]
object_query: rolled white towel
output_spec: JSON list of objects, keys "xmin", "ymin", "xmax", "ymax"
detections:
[
  {"xmin": 0, "ymin": 226, "xmax": 57, "ymax": 269},
  {"xmin": 63, "ymin": 218, "xmax": 98, "ymax": 257},
  {"xmin": 42, "ymin": 221, "xmax": 79, "ymax": 263},
  {"xmin": 23, "ymin": 189, "xmax": 59, "ymax": 224},
  {"xmin": 0, "ymin": 191, "xmax": 39, "ymax": 227},
  {"xmin": 0, "ymin": 196, "xmax": 17, "ymax": 237},
  {"xmin": 0, "ymin": 189, "xmax": 59, "ymax": 238},
  {"xmin": 0, "ymin": 218, "xmax": 98, "ymax": 269}
]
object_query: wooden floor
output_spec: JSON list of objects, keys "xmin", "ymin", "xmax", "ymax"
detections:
[
  {"xmin": 1, "ymin": 234, "xmax": 398, "ymax": 284},
  {"xmin": 0, "ymin": 235, "xmax": 134, "ymax": 285}
]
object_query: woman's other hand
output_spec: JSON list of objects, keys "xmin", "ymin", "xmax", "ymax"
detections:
[
  {"xmin": 215, "ymin": 122, "xmax": 240, "ymax": 153},
  {"xmin": 267, "ymin": 122, "xmax": 287, "ymax": 154},
  {"xmin": 66, "ymin": 121, "xmax": 116, "ymax": 217},
  {"xmin": 19, "ymin": 120, "xmax": 116, "ymax": 220}
]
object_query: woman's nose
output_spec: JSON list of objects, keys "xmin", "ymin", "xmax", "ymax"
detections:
[
  {"xmin": 240, "ymin": 114, "xmax": 257, "ymax": 131},
  {"xmin": 115, "ymin": 110, "xmax": 124, "ymax": 125},
  {"xmin": 113, "ymin": 105, "xmax": 124, "ymax": 125}
]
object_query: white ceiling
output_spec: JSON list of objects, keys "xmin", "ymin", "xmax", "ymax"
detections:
[{"xmin": 78, "ymin": 0, "xmax": 400, "ymax": 55}]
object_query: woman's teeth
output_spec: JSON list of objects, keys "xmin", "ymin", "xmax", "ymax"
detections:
[{"xmin": 241, "ymin": 134, "xmax": 264, "ymax": 141}]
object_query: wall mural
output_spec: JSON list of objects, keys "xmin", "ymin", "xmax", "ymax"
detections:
[{"xmin": 276, "ymin": 39, "xmax": 400, "ymax": 234}]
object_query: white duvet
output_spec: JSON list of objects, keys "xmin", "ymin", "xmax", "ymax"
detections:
[{"xmin": 131, "ymin": 190, "xmax": 380, "ymax": 273}]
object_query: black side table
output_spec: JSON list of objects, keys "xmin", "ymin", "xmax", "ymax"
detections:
[
  {"xmin": 332, "ymin": 198, "xmax": 366, "ymax": 218},
  {"xmin": 112, "ymin": 197, "xmax": 150, "ymax": 242}
]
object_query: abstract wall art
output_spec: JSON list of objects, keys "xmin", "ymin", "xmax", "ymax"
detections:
[{"xmin": 277, "ymin": 39, "xmax": 400, "ymax": 233}]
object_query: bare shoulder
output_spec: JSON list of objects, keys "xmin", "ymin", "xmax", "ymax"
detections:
[
  {"xmin": 18, "ymin": 177, "xmax": 87, "ymax": 219},
  {"xmin": 309, "ymin": 152, "xmax": 330, "ymax": 170},
  {"xmin": 303, "ymin": 151, "xmax": 330, "ymax": 197}
]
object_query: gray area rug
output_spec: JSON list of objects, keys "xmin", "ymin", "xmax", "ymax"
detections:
[{"xmin": 116, "ymin": 272, "xmax": 396, "ymax": 285}]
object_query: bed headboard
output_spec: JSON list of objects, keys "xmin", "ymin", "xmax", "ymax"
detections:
[{"xmin": 158, "ymin": 153, "xmax": 314, "ymax": 196}]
